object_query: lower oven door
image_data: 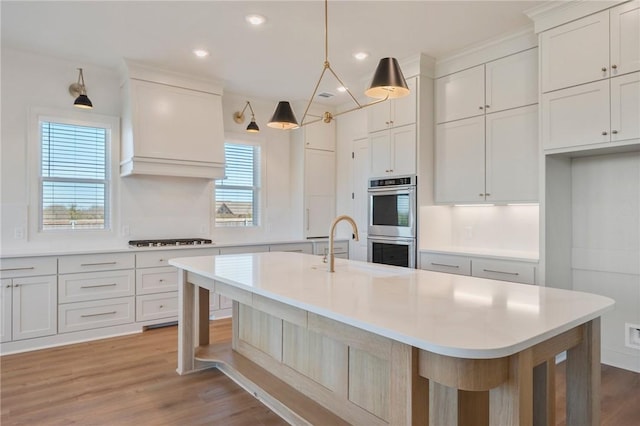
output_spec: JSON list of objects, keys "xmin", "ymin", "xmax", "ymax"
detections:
[{"xmin": 367, "ymin": 237, "xmax": 416, "ymax": 268}]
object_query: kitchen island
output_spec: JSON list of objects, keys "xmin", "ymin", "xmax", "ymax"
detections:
[{"xmin": 170, "ymin": 252, "xmax": 614, "ymax": 426}]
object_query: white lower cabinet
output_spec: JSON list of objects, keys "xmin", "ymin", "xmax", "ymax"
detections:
[
  {"xmin": 420, "ymin": 251, "xmax": 537, "ymax": 285},
  {"xmin": 136, "ymin": 292, "xmax": 178, "ymax": 322},
  {"xmin": 0, "ymin": 257, "xmax": 57, "ymax": 343},
  {"xmin": 59, "ymin": 297, "xmax": 135, "ymax": 333},
  {"xmin": 58, "ymin": 270, "xmax": 135, "ymax": 303}
]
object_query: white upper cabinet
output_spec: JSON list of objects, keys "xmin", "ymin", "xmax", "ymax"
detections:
[
  {"xmin": 369, "ymin": 124, "xmax": 416, "ymax": 178},
  {"xmin": 120, "ymin": 61, "xmax": 225, "ymax": 179},
  {"xmin": 542, "ymin": 1, "xmax": 640, "ymax": 93},
  {"xmin": 610, "ymin": 0, "xmax": 640, "ymax": 77},
  {"xmin": 368, "ymin": 77, "xmax": 417, "ymax": 133},
  {"xmin": 541, "ymin": 10, "xmax": 609, "ymax": 93},
  {"xmin": 304, "ymin": 119, "xmax": 336, "ymax": 151},
  {"xmin": 437, "ymin": 48, "xmax": 538, "ymax": 123},
  {"xmin": 436, "ymin": 65, "xmax": 485, "ymax": 123},
  {"xmin": 485, "ymin": 48, "xmax": 539, "ymax": 113}
]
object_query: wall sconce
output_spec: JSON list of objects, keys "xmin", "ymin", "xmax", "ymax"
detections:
[
  {"xmin": 233, "ymin": 101, "xmax": 260, "ymax": 133},
  {"xmin": 68, "ymin": 68, "xmax": 93, "ymax": 109}
]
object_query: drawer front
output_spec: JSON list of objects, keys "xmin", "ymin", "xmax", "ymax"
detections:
[
  {"xmin": 420, "ymin": 253, "xmax": 471, "ymax": 276},
  {"xmin": 136, "ymin": 248, "xmax": 219, "ymax": 268},
  {"xmin": 269, "ymin": 243, "xmax": 313, "ymax": 254},
  {"xmin": 58, "ymin": 270, "xmax": 135, "ymax": 303},
  {"xmin": 136, "ymin": 267, "xmax": 178, "ymax": 295},
  {"xmin": 0, "ymin": 257, "xmax": 57, "ymax": 278},
  {"xmin": 314, "ymin": 241, "xmax": 349, "ymax": 256},
  {"xmin": 472, "ymin": 259, "xmax": 536, "ymax": 285},
  {"xmin": 136, "ymin": 292, "xmax": 178, "ymax": 322},
  {"xmin": 219, "ymin": 245, "xmax": 269, "ymax": 255},
  {"xmin": 58, "ymin": 297, "xmax": 134, "ymax": 333},
  {"xmin": 59, "ymin": 253, "xmax": 135, "ymax": 274}
]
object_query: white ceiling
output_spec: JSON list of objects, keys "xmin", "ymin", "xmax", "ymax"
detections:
[{"xmin": 1, "ymin": 1, "xmax": 547, "ymax": 105}]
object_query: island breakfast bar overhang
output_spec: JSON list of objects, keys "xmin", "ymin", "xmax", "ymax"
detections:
[{"xmin": 169, "ymin": 252, "xmax": 614, "ymax": 426}]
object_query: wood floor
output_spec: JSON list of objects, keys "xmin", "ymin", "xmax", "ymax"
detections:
[{"xmin": 1, "ymin": 319, "xmax": 638, "ymax": 425}]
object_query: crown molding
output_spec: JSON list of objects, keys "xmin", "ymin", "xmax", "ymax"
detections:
[{"xmin": 525, "ymin": 0, "xmax": 626, "ymax": 33}]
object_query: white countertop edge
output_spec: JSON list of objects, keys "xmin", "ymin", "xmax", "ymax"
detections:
[
  {"xmin": 420, "ymin": 247, "xmax": 539, "ymax": 263},
  {"xmin": 170, "ymin": 254, "xmax": 614, "ymax": 359},
  {"xmin": 0, "ymin": 238, "xmax": 346, "ymax": 259}
]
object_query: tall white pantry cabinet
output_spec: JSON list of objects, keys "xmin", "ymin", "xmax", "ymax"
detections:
[
  {"xmin": 435, "ymin": 48, "xmax": 539, "ymax": 204},
  {"xmin": 531, "ymin": 0, "xmax": 640, "ymax": 372}
]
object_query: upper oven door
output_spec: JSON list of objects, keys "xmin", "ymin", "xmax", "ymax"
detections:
[{"xmin": 368, "ymin": 186, "xmax": 416, "ymax": 238}]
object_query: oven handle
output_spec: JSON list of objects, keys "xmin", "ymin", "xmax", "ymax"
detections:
[{"xmin": 367, "ymin": 185, "xmax": 415, "ymax": 193}]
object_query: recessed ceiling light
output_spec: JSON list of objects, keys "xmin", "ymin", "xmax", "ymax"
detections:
[
  {"xmin": 337, "ymin": 86, "xmax": 347, "ymax": 93},
  {"xmin": 353, "ymin": 52, "xmax": 369, "ymax": 61},
  {"xmin": 246, "ymin": 14, "xmax": 266, "ymax": 26},
  {"xmin": 193, "ymin": 49, "xmax": 209, "ymax": 58}
]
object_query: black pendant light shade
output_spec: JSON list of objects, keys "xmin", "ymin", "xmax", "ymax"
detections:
[
  {"xmin": 364, "ymin": 57, "xmax": 410, "ymax": 99},
  {"xmin": 246, "ymin": 117, "xmax": 260, "ymax": 133},
  {"xmin": 267, "ymin": 101, "xmax": 299, "ymax": 130},
  {"xmin": 74, "ymin": 94, "xmax": 93, "ymax": 109}
]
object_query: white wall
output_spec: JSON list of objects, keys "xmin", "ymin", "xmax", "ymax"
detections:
[{"xmin": 1, "ymin": 48, "xmax": 297, "ymax": 253}]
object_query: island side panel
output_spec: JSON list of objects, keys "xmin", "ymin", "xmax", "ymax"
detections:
[{"xmin": 177, "ymin": 268, "xmax": 195, "ymax": 374}]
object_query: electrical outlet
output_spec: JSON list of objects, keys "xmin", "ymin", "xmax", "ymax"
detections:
[
  {"xmin": 14, "ymin": 227, "xmax": 25, "ymax": 239},
  {"xmin": 624, "ymin": 323, "xmax": 640, "ymax": 350},
  {"xmin": 122, "ymin": 225, "xmax": 130, "ymax": 236}
]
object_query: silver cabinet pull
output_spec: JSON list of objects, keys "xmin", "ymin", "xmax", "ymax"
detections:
[
  {"xmin": 485, "ymin": 193, "xmax": 491, "ymax": 197},
  {"xmin": 601, "ymin": 67, "xmax": 607, "ymax": 72},
  {"xmin": 612, "ymin": 64, "xmax": 618, "ymax": 69},
  {"xmin": 0, "ymin": 266, "xmax": 35, "ymax": 272},
  {"xmin": 81, "ymin": 311, "xmax": 117, "ymax": 318},
  {"xmin": 479, "ymin": 193, "xmax": 485, "ymax": 197},
  {"xmin": 485, "ymin": 105, "xmax": 490, "ymax": 109},
  {"xmin": 431, "ymin": 262, "xmax": 459, "ymax": 269},
  {"xmin": 306, "ymin": 209, "xmax": 310, "ymax": 231},
  {"xmin": 80, "ymin": 283, "xmax": 117, "ymax": 289},
  {"xmin": 5, "ymin": 284, "xmax": 11, "ymax": 288},
  {"xmin": 479, "ymin": 106, "xmax": 484, "ymax": 110},
  {"xmin": 483, "ymin": 269, "xmax": 519, "ymax": 276},
  {"xmin": 80, "ymin": 261, "xmax": 117, "ymax": 267},
  {"xmin": 612, "ymin": 130, "xmax": 618, "ymax": 134},
  {"xmin": 602, "ymin": 131, "xmax": 608, "ymax": 136},
  {"xmin": 159, "ymin": 305, "xmax": 164, "ymax": 309}
]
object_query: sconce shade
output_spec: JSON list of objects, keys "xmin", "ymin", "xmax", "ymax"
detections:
[
  {"xmin": 246, "ymin": 118, "xmax": 260, "ymax": 133},
  {"xmin": 364, "ymin": 57, "xmax": 410, "ymax": 99},
  {"xmin": 267, "ymin": 101, "xmax": 299, "ymax": 130},
  {"xmin": 74, "ymin": 94, "xmax": 93, "ymax": 109}
]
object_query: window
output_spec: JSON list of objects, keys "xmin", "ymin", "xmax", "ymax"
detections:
[
  {"xmin": 40, "ymin": 121, "xmax": 109, "ymax": 230},
  {"xmin": 215, "ymin": 142, "xmax": 260, "ymax": 227}
]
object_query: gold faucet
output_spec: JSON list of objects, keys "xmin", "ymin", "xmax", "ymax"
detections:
[{"xmin": 328, "ymin": 215, "xmax": 359, "ymax": 272}]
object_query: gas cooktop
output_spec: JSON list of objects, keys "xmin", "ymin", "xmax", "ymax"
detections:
[{"xmin": 128, "ymin": 238, "xmax": 213, "ymax": 248}]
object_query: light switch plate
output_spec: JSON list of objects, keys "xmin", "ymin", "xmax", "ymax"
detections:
[{"xmin": 624, "ymin": 323, "xmax": 640, "ymax": 350}]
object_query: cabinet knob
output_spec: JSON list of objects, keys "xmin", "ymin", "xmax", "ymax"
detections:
[
  {"xmin": 389, "ymin": 169, "xmax": 394, "ymax": 172},
  {"xmin": 159, "ymin": 304, "xmax": 164, "ymax": 309},
  {"xmin": 5, "ymin": 284, "xmax": 10, "ymax": 288},
  {"xmin": 602, "ymin": 131, "xmax": 608, "ymax": 136},
  {"xmin": 159, "ymin": 258, "xmax": 164, "ymax": 262},
  {"xmin": 485, "ymin": 105, "xmax": 490, "ymax": 109},
  {"xmin": 612, "ymin": 130, "xmax": 618, "ymax": 134},
  {"xmin": 479, "ymin": 193, "xmax": 485, "ymax": 197},
  {"xmin": 13, "ymin": 284, "xmax": 19, "ymax": 288},
  {"xmin": 159, "ymin": 279, "xmax": 164, "ymax": 283},
  {"xmin": 485, "ymin": 193, "xmax": 491, "ymax": 196},
  {"xmin": 601, "ymin": 67, "xmax": 607, "ymax": 72},
  {"xmin": 612, "ymin": 64, "xmax": 618, "ymax": 70},
  {"xmin": 479, "ymin": 106, "xmax": 484, "ymax": 110}
]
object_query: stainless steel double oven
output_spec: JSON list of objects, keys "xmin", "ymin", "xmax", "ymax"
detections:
[{"xmin": 367, "ymin": 175, "xmax": 416, "ymax": 268}]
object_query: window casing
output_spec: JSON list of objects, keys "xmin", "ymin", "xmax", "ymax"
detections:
[
  {"xmin": 215, "ymin": 142, "xmax": 260, "ymax": 227},
  {"xmin": 39, "ymin": 120, "xmax": 110, "ymax": 231}
]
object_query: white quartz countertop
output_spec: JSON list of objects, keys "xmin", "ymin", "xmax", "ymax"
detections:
[{"xmin": 170, "ymin": 252, "xmax": 614, "ymax": 359}]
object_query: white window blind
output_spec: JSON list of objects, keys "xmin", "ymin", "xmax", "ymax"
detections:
[
  {"xmin": 215, "ymin": 143, "xmax": 260, "ymax": 227},
  {"xmin": 40, "ymin": 121, "xmax": 109, "ymax": 230}
]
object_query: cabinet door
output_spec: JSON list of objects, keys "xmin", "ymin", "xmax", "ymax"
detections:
[
  {"xmin": 541, "ymin": 10, "xmax": 609, "ymax": 93},
  {"xmin": 610, "ymin": 0, "xmax": 640, "ymax": 77},
  {"xmin": 542, "ymin": 80, "xmax": 610, "ymax": 150},
  {"xmin": 611, "ymin": 72, "xmax": 640, "ymax": 142},
  {"xmin": 1, "ymin": 279, "xmax": 11, "ymax": 342},
  {"xmin": 485, "ymin": 48, "xmax": 538, "ymax": 113},
  {"xmin": 12, "ymin": 276, "xmax": 56, "ymax": 341},
  {"xmin": 486, "ymin": 105, "xmax": 539, "ymax": 203},
  {"xmin": 351, "ymin": 137, "xmax": 369, "ymax": 261},
  {"xmin": 368, "ymin": 100, "xmax": 392, "ymax": 133},
  {"xmin": 130, "ymin": 79, "xmax": 224, "ymax": 163},
  {"xmin": 305, "ymin": 119, "xmax": 336, "ymax": 151},
  {"xmin": 390, "ymin": 124, "xmax": 416, "ymax": 176},
  {"xmin": 369, "ymin": 131, "xmax": 392, "ymax": 177},
  {"xmin": 436, "ymin": 65, "xmax": 484, "ymax": 123},
  {"xmin": 390, "ymin": 77, "xmax": 417, "ymax": 128},
  {"xmin": 305, "ymin": 149, "xmax": 335, "ymax": 238},
  {"xmin": 435, "ymin": 116, "xmax": 485, "ymax": 203}
]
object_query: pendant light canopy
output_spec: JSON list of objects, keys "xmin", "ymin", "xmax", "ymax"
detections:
[
  {"xmin": 365, "ymin": 57, "xmax": 410, "ymax": 99},
  {"xmin": 267, "ymin": 101, "xmax": 299, "ymax": 130},
  {"xmin": 268, "ymin": 0, "xmax": 409, "ymax": 129},
  {"xmin": 233, "ymin": 101, "xmax": 260, "ymax": 133},
  {"xmin": 69, "ymin": 68, "xmax": 93, "ymax": 109}
]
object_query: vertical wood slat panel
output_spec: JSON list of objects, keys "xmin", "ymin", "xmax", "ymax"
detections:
[
  {"xmin": 489, "ymin": 349, "xmax": 534, "ymax": 426},
  {"xmin": 348, "ymin": 346, "xmax": 390, "ymax": 421},
  {"xmin": 238, "ymin": 304, "xmax": 283, "ymax": 361}
]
